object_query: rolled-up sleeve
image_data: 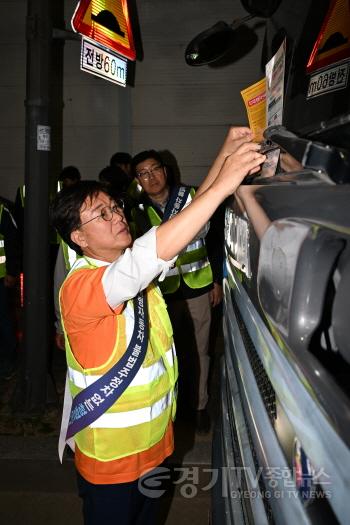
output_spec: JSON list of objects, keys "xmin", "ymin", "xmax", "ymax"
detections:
[{"xmin": 102, "ymin": 227, "xmax": 177, "ymax": 308}]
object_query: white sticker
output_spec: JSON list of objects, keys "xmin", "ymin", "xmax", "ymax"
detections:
[{"xmin": 37, "ymin": 125, "xmax": 51, "ymax": 151}]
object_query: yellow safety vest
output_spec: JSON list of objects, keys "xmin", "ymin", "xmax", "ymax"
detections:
[
  {"xmin": 19, "ymin": 186, "xmax": 25, "ymax": 208},
  {"xmin": 139, "ymin": 188, "xmax": 213, "ymax": 294},
  {"xmin": 0, "ymin": 205, "xmax": 6, "ymax": 279},
  {"xmin": 61, "ymin": 258, "xmax": 178, "ymax": 462}
]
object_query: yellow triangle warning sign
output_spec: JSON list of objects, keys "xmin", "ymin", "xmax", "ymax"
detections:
[
  {"xmin": 307, "ymin": 0, "xmax": 350, "ymax": 73},
  {"xmin": 72, "ymin": 0, "xmax": 136, "ymax": 60}
]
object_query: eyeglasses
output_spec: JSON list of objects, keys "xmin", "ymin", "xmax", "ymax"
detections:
[
  {"xmin": 136, "ymin": 164, "xmax": 163, "ymax": 181},
  {"xmin": 80, "ymin": 199, "xmax": 124, "ymax": 227}
]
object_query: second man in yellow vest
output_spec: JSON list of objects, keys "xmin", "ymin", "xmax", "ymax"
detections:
[{"xmin": 131, "ymin": 150, "xmax": 224, "ymax": 434}]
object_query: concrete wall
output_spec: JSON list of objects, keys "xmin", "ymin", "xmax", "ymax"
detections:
[
  {"xmin": 0, "ymin": 0, "xmax": 264, "ymax": 200},
  {"xmin": 131, "ymin": 0, "xmax": 265, "ymax": 187}
]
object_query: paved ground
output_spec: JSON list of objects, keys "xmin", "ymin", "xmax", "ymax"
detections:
[
  {"xmin": 0, "ymin": 425, "xmax": 214, "ymax": 525},
  {"xmin": 0, "ymin": 315, "xmax": 223, "ymax": 524}
]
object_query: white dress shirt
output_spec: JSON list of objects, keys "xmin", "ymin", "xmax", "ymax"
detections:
[{"xmin": 97, "ymin": 226, "xmax": 177, "ymax": 308}]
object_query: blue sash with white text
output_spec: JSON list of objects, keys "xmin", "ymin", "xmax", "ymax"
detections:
[
  {"xmin": 66, "ymin": 291, "xmax": 148, "ymax": 439},
  {"xmin": 162, "ymin": 185, "xmax": 191, "ymax": 223}
]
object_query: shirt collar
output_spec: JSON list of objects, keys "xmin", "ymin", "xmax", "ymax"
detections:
[{"xmin": 84, "ymin": 256, "xmax": 110, "ymax": 267}]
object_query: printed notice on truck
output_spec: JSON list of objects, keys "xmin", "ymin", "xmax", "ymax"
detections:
[
  {"xmin": 240, "ymin": 78, "xmax": 266, "ymax": 142},
  {"xmin": 261, "ymin": 38, "xmax": 286, "ymax": 177},
  {"xmin": 266, "ymin": 39, "xmax": 286, "ymax": 127}
]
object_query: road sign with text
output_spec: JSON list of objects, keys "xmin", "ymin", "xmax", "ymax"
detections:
[{"xmin": 81, "ymin": 37, "xmax": 127, "ymax": 86}]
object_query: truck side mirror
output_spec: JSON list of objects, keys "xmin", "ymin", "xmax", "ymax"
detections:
[
  {"xmin": 240, "ymin": 0, "xmax": 282, "ymax": 18},
  {"xmin": 185, "ymin": 0, "xmax": 282, "ymax": 67},
  {"xmin": 185, "ymin": 17, "xmax": 253, "ymax": 66}
]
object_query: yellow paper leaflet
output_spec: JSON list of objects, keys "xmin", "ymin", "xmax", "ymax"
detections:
[{"xmin": 240, "ymin": 78, "xmax": 266, "ymax": 142}]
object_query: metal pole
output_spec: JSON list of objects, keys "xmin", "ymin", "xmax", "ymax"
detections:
[
  {"xmin": 118, "ymin": 86, "xmax": 133, "ymax": 153},
  {"xmin": 22, "ymin": 0, "xmax": 52, "ymax": 412}
]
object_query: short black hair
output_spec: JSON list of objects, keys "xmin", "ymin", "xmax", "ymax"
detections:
[
  {"xmin": 58, "ymin": 165, "xmax": 81, "ymax": 183},
  {"xmin": 99, "ymin": 165, "xmax": 129, "ymax": 190},
  {"xmin": 110, "ymin": 152, "xmax": 132, "ymax": 167},
  {"xmin": 131, "ymin": 150, "xmax": 164, "ymax": 177},
  {"xmin": 51, "ymin": 180, "xmax": 107, "ymax": 256}
]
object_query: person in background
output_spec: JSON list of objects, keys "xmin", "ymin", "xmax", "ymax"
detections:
[
  {"xmin": 56, "ymin": 166, "xmax": 82, "ymax": 248},
  {"xmin": 110, "ymin": 151, "xmax": 142, "ymax": 202},
  {"xmin": 13, "ymin": 187, "xmax": 25, "ymax": 246},
  {"xmin": 51, "ymin": 126, "xmax": 265, "ymax": 525},
  {"xmin": 58, "ymin": 165, "xmax": 81, "ymax": 190},
  {"xmin": 98, "ymin": 165, "xmax": 136, "ymax": 231},
  {"xmin": 131, "ymin": 150, "xmax": 224, "ymax": 434},
  {"xmin": 0, "ymin": 199, "xmax": 21, "ymax": 379},
  {"xmin": 110, "ymin": 151, "xmax": 132, "ymax": 176},
  {"xmin": 14, "ymin": 165, "xmax": 81, "ymax": 243},
  {"xmin": 99, "ymin": 165, "xmax": 131, "ymax": 200},
  {"xmin": 54, "ymin": 167, "xmax": 82, "ymax": 350}
]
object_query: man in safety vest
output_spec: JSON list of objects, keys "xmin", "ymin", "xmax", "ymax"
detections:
[
  {"xmin": 131, "ymin": 150, "xmax": 224, "ymax": 434},
  {"xmin": 51, "ymin": 127, "xmax": 265, "ymax": 525},
  {"xmin": 0, "ymin": 199, "xmax": 21, "ymax": 379}
]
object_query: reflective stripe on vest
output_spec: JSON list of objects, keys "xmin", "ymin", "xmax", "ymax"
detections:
[
  {"xmin": 21, "ymin": 185, "xmax": 25, "ymax": 205},
  {"xmin": 90, "ymin": 391, "xmax": 173, "ymax": 429},
  {"xmin": 61, "ymin": 258, "xmax": 177, "ymax": 461},
  {"xmin": 0, "ymin": 206, "xmax": 5, "ymax": 278},
  {"xmin": 166, "ymin": 238, "xmax": 209, "ymax": 277},
  {"xmin": 68, "ymin": 346, "xmax": 175, "ymax": 390},
  {"xmin": 166, "ymin": 257, "xmax": 211, "ymax": 277}
]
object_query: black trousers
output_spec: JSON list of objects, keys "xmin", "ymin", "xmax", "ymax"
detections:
[{"xmin": 76, "ymin": 471, "xmax": 159, "ymax": 525}]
